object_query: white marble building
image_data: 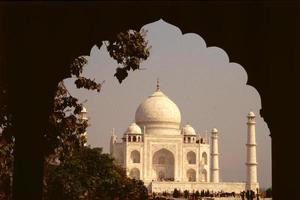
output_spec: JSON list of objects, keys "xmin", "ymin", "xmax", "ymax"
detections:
[{"xmin": 109, "ymin": 82, "xmax": 259, "ymax": 193}]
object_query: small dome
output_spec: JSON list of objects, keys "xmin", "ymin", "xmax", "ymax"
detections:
[
  {"xmin": 80, "ymin": 106, "xmax": 88, "ymax": 120},
  {"xmin": 182, "ymin": 124, "xmax": 196, "ymax": 135},
  {"xmin": 212, "ymin": 128, "xmax": 218, "ymax": 133},
  {"xmin": 81, "ymin": 106, "xmax": 87, "ymax": 113},
  {"xmin": 248, "ymin": 111, "xmax": 255, "ymax": 117},
  {"xmin": 126, "ymin": 122, "xmax": 142, "ymax": 134},
  {"xmin": 135, "ymin": 89, "xmax": 181, "ymax": 126}
]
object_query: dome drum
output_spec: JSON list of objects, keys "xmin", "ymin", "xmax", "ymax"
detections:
[
  {"xmin": 137, "ymin": 121, "xmax": 180, "ymax": 128},
  {"xmin": 139, "ymin": 122, "xmax": 181, "ymax": 135}
]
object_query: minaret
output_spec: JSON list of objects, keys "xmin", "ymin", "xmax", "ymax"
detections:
[
  {"xmin": 79, "ymin": 106, "xmax": 88, "ymax": 146},
  {"xmin": 211, "ymin": 128, "xmax": 219, "ymax": 183},
  {"xmin": 110, "ymin": 128, "xmax": 116, "ymax": 155},
  {"xmin": 246, "ymin": 111, "xmax": 258, "ymax": 191}
]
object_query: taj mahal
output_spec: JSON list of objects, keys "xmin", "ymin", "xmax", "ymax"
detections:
[{"xmin": 109, "ymin": 81, "xmax": 259, "ymax": 193}]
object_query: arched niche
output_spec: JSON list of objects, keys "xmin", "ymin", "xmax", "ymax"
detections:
[
  {"xmin": 152, "ymin": 148, "xmax": 175, "ymax": 181},
  {"xmin": 201, "ymin": 169, "xmax": 208, "ymax": 182},
  {"xmin": 130, "ymin": 150, "xmax": 140, "ymax": 163},
  {"xmin": 187, "ymin": 151, "xmax": 196, "ymax": 164},
  {"xmin": 202, "ymin": 152, "xmax": 208, "ymax": 165},
  {"xmin": 187, "ymin": 168, "xmax": 196, "ymax": 182}
]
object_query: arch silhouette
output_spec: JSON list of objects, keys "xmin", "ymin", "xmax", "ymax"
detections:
[{"xmin": 1, "ymin": 3, "xmax": 297, "ymax": 199}]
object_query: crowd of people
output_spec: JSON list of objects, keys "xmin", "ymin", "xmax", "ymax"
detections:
[{"xmin": 150, "ymin": 188, "xmax": 268, "ymax": 200}]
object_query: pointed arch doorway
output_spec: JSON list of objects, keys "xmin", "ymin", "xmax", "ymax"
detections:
[{"xmin": 152, "ymin": 148, "xmax": 175, "ymax": 181}]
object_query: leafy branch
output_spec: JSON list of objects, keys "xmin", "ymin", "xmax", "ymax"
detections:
[{"xmin": 106, "ymin": 29, "xmax": 150, "ymax": 83}]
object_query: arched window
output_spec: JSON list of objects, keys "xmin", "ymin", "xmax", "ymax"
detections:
[
  {"xmin": 187, "ymin": 151, "xmax": 196, "ymax": 164},
  {"xmin": 133, "ymin": 136, "xmax": 137, "ymax": 142},
  {"xmin": 130, "ymin": 150, "xmax": 140, "ymax": 163},
  {"xmin": 187, "ymin": 169, "xmax": 196, "ymax": 182},
  {"xmin": 202, "ymin": 152, "xmax": 208, "ymax": 165},
  {"xmin": 129, "ymin": 168, "xmax": 140, "ymax": 180},
  {"xmin": 201, "ymin": 169, "xmax": 207, "ymax": 182}
]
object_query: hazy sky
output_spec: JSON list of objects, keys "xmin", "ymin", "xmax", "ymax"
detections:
[{"xmin": 64, "ymin": 19, "xmax": 271, "ymax": 188}]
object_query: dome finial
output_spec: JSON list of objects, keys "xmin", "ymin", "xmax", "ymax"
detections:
[{"xmin": 156, "ymin": 78, "xmax": 160, "ymax": 91}]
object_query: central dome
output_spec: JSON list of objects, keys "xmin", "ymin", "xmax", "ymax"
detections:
[{"xmin": 135, "ymin": 88, "xmax": 181, "ymax": 130}]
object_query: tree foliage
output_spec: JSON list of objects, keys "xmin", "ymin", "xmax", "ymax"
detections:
[
  {"xmin": 0, "ymin": 86, "xmax": 13, "ymax": 198},
  {"xmin": 106, "ymin": 29, "xmax": 150, "ymax": 83},
  {"xmin": 0, "ymin": 28, "xmax": 150, "ymax": 199},
  {"xmin": 44, "ymin": 147, "xmax": 148, "ymax": 200},
  {"xmin": 44, "ymin": 81, "xmax": 88, "ymax": 160}
]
